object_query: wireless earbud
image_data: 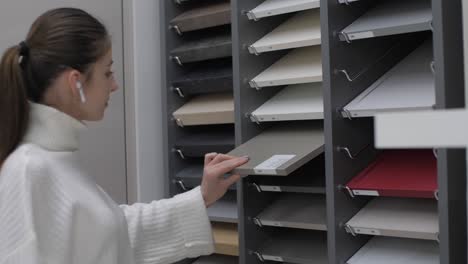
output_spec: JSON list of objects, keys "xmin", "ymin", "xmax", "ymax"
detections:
[{"xmin": 76, "ymin": 81, "xmax": 86, "ymax": 103}]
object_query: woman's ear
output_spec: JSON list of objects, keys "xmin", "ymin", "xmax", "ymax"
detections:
[{"xmin": 67, "ymin": 70, "xmax": 85, "ymax": 103}]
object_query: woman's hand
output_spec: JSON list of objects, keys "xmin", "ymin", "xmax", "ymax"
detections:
[{"xmin": 201, "ymin": 153, "xmax": 249, "ymax": 207}]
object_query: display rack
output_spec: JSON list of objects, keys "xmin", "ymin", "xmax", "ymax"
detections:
[{"xmin": 161, "ymin": 0, "xmax": 466, "ymax": 263}]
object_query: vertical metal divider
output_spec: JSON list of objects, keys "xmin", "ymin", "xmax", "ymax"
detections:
[
  {"xmin": 465, "ymin": 0, "xmax": 468, "ymax": 261},
  {"xmin": 231, "ymin": 1, "xmax": 294, "ymax": 264},
  {"xmin": 432, "ymin": 0, "xmax": 467, "ymax": 263},
  {"xmin": 321, "ymin": 0, "xmax": 430, "ymax": 263},
  {"xmin": 159, "ymin": 0, "xmax": 170, "ymax": 199}
]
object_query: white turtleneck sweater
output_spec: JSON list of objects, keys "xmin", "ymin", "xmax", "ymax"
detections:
[{"xmin": 0, "ymin": 103, "xmax": 215, "ymax": 264}]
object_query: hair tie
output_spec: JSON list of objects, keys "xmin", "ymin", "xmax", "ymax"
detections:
[{"xmin": 18, "ymin": 41, "xmax": 30, "ymax": 65}]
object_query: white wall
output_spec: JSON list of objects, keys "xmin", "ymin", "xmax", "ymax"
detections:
[
  {"xmin": 0, "ymin": 0, "xmax": 127, "ymax": 204},
  {"xmin": 124, "ymin": 0, "xmax": 166, "ymax": 203}
]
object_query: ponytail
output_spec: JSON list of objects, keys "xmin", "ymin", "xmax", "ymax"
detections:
[{"xmin": 0, "ymin": 45, "xmax": 29, "ymax": 164}]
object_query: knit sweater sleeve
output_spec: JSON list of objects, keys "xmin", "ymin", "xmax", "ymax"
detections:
[{"xmin": 120, "ymin": 187, "xmax": 215, "ymax": 264}]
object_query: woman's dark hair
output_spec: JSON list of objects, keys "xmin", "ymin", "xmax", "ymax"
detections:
[{"xmin": 0, "ymin": 8, "xmax": 111, "ymax": 164}]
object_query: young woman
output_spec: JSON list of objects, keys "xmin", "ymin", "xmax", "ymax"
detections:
[{"xmin": 0, "ymin": 8, "xmax": 248, "ymax": 264}]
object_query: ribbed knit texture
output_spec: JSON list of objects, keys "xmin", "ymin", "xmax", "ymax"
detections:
[{"xmin": 0, "ymin": 103, "xmax": 214, "ymax": 264}]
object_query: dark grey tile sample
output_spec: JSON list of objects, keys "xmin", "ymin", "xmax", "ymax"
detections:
[
  {"xmin": 251, "ymin": 156, "xmax": 325, "ymax": 193},
  {"xmin": 258, "ymin": 229, "xmax": 327, "ymax": 264},
  {"xmin": 175, "ymin": 164, "xmax": 204, "ymax": 188},
  {"xmin": 172, "ymin": 59, "xmax": 233, "ymax": 96},
  {"xmin": 170, "ymin": 1, "xmax": 231, "ymax": 33},
  {"xmin": 256, "ymin": 193, "xmax": 327, "ymax": 230},
  {"xmin": 193, "ymin": 255, "xmax": 238, "ymax": 264},
  {"xmin": 208, "ymin": 191, "xmax": 238, "ymax": 223},
  {"xmin": 174, "ymin": 129, "xmax": 235, "ymax": 158},
  {"xmin": 228, "ymin": 122, "xmax": 324, "ymax": 176},
  {"xmin": 175, "ymin": 163, "xmax": 236, "ymax": 190},
  {"xmin": 170, "ymin": 32, "xmax": 232, "ymax": 64}
]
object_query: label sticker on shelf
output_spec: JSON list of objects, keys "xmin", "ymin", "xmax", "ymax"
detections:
[
  {"xmin": 262, "ymin": 220, "xmax": 284, "ymax": 227},
  {"xmin": 353, "ymin": 190, "xmax": 379, "ymax": 196},
  {"xmin": 262, "ymin": 255, "xmax": 284, "ymax": 262},
  {"xmin": 354, "ymin": 227, "xmax": 381, "ymax": 236},
  {"xmin": 254, "ymin": 155, "xmax": 296, "ymax": 175},
  {"xmin": 349, "ymin": 31, "xmax": 374, "ymax": 40},
  {"xmin": 260, "ymin": 185, "xmax": 282, "ymax": 192}
]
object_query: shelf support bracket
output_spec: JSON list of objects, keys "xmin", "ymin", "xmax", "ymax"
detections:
[
  {"xmin": 253, "ymin": 251, "xmax": 265, "ymax": 262},
  {"xmin": 337, "ymin": 144, "xmax": 371, "ymax": 160},
  {"xmin": 171, "ymin": 25, "xmax": 182, "ymax": 36},
  {"xmin": 170, "ymin": 56, "xmax": 183, "ymax": 66}
]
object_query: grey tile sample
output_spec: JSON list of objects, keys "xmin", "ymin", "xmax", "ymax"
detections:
[
  {"xmin": 249, "ymin": 9, "xmax": 321, "ymax": 54},
  {"xmin": 343, "ymin": 39, "xmax": 434, "ymax": 118},
  {"xmin": 247, "ymin": 0, "xmax": 320, "ymax": 20},
  {"xmin": 250, "ymin": 46, "xmax": 322, "ymax": 88},
  {"xmin": 251, "ymin": 83, "xmax": 323, "ymax": 122},
  {"xmin": 347, "ymin": 237, "xmax": 439, "ymax": 264},
  {"xmin": 208, "ymin": 191, "xmax": 238, "ymax": 223},
  {"xmin": 256, "ymin": 193, "xmax": 326, "ymax": 230},
  {"xmin": 170, "ymin": 1, "xmax": 231, "ymax": 33},
  {"xmin": 227, "ymin": 122, "xmax": 324, "ymax": 176},
  {"xmin": 340, "ymin": 0, "xmax": 431, "ymax": 41},
  {"xmin": 346, "ymin": 197, "xmax": 439, "ymax": 240}
]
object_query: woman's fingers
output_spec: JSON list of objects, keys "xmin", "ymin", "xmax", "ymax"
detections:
[
  {"xmin": 209, "ymin": 153, "xmax": 239, "ymax": 165},
  {"xmin": 201, "ymin": 155, "xmax": 249, "ymax": 207},
  {"xmin": 204, "ymin": 152, "xmax": 218, "ymax": 166},
  {"xmin": 211, "ymin": 156, "xmax": 249, "ymax": 176}
]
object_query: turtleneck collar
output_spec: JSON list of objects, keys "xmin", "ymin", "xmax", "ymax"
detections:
[{"xmin": 22, "ymin": 102, "xmax": 86, "ymax": 152}]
